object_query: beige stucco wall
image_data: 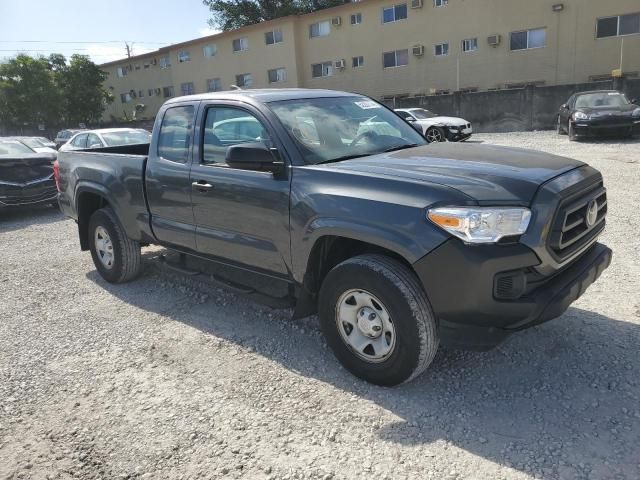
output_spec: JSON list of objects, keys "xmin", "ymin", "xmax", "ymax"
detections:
[{"xmin": 101, "ymin": 0, "xmax": 640, "ymax": 121}]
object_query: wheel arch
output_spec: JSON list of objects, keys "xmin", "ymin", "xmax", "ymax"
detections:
[{"xmin": 75, "ymin": 184, "xmax": 113, "ymax": 251}]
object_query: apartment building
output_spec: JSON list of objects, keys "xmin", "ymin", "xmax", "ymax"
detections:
[{"xmin": 101, "ymin": 0, "xmax": 640, "ymax": 121}]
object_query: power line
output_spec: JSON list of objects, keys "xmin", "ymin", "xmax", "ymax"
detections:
[{"xmin": 0, "ymin": 40, "xmax": 168, "ymax": 45}]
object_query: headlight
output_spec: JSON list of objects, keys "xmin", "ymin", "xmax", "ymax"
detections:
[
  {"xmin": 427, "ymin": 207, "xmax": 531, "ymax": 243},
  {"xmin": 573, "ymin": 111, "xmax": 589, "ymax": 120},
  {"xmin": 633, "ymin": 108, "xmax": 640, "ymax": 118}
]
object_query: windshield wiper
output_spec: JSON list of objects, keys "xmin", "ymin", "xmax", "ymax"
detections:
[
  {"xmin": 315, "ymin": 153, "xmax": 374, "ymax": 165},
  {"xmin": 383, "ymin": 143, "xmax": 419, "ymax": 152}
]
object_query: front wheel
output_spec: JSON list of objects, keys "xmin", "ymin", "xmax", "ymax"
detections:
[
  {"xmin": 568, "ymin": 120, "xmax": 578, "ymax": 141},
  {"xmin": 88, "ymin": 207, "xmax": 141, "ymax": 283},
  {"xmin": 425, "ymin": 126, "xmax": 446, "ymax": 143},
  {"xmin": 318, "ymin": 254, "xmax": 439, "ymax": 386}
]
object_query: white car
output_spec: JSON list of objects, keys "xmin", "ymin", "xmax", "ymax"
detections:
[
  {"xmin": 59, "ymin": 128, "xmax": 151, "ymax": 151},
  {"xmin": 395, "ymin": 108, "xmax": 472, "ymax": 143}
]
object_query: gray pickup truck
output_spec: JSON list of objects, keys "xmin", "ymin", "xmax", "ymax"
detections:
[{"xmin": 56, "ymin": 89, "xmax": 612, "ymax": 385}]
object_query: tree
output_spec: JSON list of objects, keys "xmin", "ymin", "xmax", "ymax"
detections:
[
  {"xmin": 203, "ymin": 0, "xmax": 348, "ymax": 31},
  {"xmin": 0, "ymin": 53, "xmax": 112, "ymax": 131},
  {"xmin": 0, "ymin": 55, "xmax": 60, "ymax": 129},
  {"xmin": 54, "ymin": 54, "xmax": 112, "ymax": 126}
]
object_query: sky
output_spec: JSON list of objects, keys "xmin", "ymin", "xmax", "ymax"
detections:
[{"xmin": 0, "ymin": 0, "xmax": 220, "ymax": 64}]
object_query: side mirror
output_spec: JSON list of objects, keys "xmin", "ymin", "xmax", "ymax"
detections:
[
  {"xmin": 631, "ymin": 98, "xmax": 638, "ymax": 105},
  {"xmin": 226, "ymin": 142, "xmax": 283, "ymax": 172},
  {"xmin": 560, "ymin": 104, "xmax": 568, "ymax": 109}
]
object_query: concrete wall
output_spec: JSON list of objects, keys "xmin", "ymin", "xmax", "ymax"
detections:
[{"xmin": 395, "ymin": 78, "xmax": 640, "ymax": 132}]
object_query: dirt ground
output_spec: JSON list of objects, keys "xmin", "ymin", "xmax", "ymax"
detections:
[{"xmin": 1, "ymin": 131, "xmax": 639, "ymax": 480}]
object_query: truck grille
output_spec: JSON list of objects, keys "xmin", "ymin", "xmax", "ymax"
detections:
[{"xmin": 547, "ymin": 181, "xmax": 607, "ymax": 260}]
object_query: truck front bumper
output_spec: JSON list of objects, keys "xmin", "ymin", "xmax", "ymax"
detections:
[{"xmin": 413, "ymin": 239, "xmax": 612, "ymax": 350}]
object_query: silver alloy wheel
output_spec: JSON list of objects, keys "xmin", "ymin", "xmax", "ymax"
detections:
[
  {"xmin": 336, "ymin": 289, "xmax": 396, "ymax": 363},
  {"xmin": 94, "ymin": 226, "xmax": 114, "ymax": 269},
  {"xmin": 426, "ymin": 128, "xmax": 444, "ymax": 143}
]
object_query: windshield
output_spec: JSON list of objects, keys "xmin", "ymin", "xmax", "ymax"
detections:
[
  {"xmin": 0, "ymin": 140, "xmax": 34, "ymax": 155},
  {"xmin": 575, "ymin": 92, "xmax": 631, "ymax": 109},
  {"xmin": 268, "ymin": 96, "xmax": 426, "ymax": 164},
  {"xmin": 101, "ymin": 130, "xmax": 151, "ymax": 146},
  {"xmin": 19, "ymin": 138, "xmax": 45, "ymax": 149},
  {"xmin": 411, "ymin": 109, "xmax": 437, "ymax": 119}
]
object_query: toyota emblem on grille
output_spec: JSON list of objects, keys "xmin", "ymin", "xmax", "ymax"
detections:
[{"xmin": 586, "ymin": 199, "xmax": 598, "ymax": 227}]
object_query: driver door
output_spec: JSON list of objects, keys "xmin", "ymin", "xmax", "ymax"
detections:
[{"xmin": 189, "ymin": 103, "xmax": 291, "ymax": 276}]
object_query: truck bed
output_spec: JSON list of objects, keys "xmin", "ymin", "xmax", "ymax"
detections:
[{"xmin": 57, "ymin": 143, "xmax": 152, "ymax": 244}]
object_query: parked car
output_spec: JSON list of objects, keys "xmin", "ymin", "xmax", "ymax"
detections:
[
  {"xmin": 395, "ymin": 108, "xmax": 473, "ymax": 143},
  {"xmin": 33, "ymin": 136, "xmax": 57, "ymax": 149},
  {"xmin": 58, "ymin": 128, "xmax": 151, "ymax": 152},
  {"xmin": 0, "ymin": 138, "xmax": 57, "ymax": 208},
  {"xmin": 8, "ymin": 136, "xmax": 57, "ymax": 154},
  {"xmin": 557, "ymin": 90, "xmax": 640, "ymax": 141},
  {"xmin": 57, "ymin": 89, "xmax": 611, "ymax": 386},
  {"xmin": 54, "ymin": 129, "xmax": 85, "ymax": 149}
]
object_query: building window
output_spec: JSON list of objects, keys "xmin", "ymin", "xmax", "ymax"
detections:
[
  {"xmin": 143, "ymin": 62, "xmax": 150, "ymax": 69},
  {"xmin": 232, "ymin": 37, "xmax": 249, "ymax": 52},
  {"xmin": 434, "ymin": 42, "xmax": 449, "ymax": 56},
  {"xmin": 181, "ymin": 82, "xmax": 195, "ymax": 96},
  {"xmin": 309, "ymin": 20, "xmax": 331, "ymax": 38},
  {"xmin": 462, "ymin": 38, "xmax": 478, "ymax": 52},
  {"xmin": 382, "ymin": 4, "xmax": 407, "ymax": 23},
  {"xmin": 120, "ymin": 92, "xmax": 132, "ymax": 103},
  {"xmin": 148, "ymin": 88, "xmax": 154, "ymax": 96},
  {"xmin": 311, "ymin": 61, "xmax": 334, "ymax": 78},
  {"xmin": 207, "ymin": 78, "xmax": 222, "ymax": 92},
  {"xmin": 116, "ymin": 67, "xmax": 127, "ymax": 77},
  {"xmin": 138, "ymin": 90, "xmax": 144, "ymax": 98},
  {"xmin": 177, "ymin": 50, "xmax": 191, "ymax": 63},
  {"xmin": 433, "ymin": 0, "xmax": 447, "ymax": 6},
  {"xmin": 351, "ymin": 13, "xmax": 362, "ymax": 25},
  {"xmin": 203, "ymin": 44, "xmax": 217, "ymax": 57},
  {"xmin": 134, "ymin": 64, "xmax": 141, "ymax": 71},
  {"xmin": 596, "ymin": 13, "xmax": 640, "ymax": 38},
  {"xmin": 163, "ymin": 86, "xmax": 175, "ymax": 98},
  {"xmin": 265, "ymin": 29, "xmax": 283, "ymax": 45},
  {"xmin": 352, "ymin": 56, "xmax": 364, "ymax": 68},
  {"xmin": 510, "ymin": 27, "xmax": 546, "ymax": 50},
  {"xmin": 268, "ymin": 67, "xmax": 287, "ymax": 83},
  {"xmin": 383, "ymin": 49, "xmax": 409, "ymax": 68},
  {"xmin": 235, "ymin": 73, "xmax": 253, "ymax": 87},
  {"xmin": 159, "ymin": 56, "xmax": 171, "ymax": 69}
]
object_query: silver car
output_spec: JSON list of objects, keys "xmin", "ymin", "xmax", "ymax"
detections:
[{"xmin": 59, "ymin": 128, "xmax": 152, "ymax": 151}]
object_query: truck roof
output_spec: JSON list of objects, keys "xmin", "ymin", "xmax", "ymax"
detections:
[{"xmin": 164, "ymin": 88, "xmax": 358, "ymax": 105}]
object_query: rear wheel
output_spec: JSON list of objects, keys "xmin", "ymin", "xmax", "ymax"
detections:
[
  {"xmin": 318, "ymin": 254, "xmax": 439, "ymax": 386},
  {"xmin": 88, "ymin": 207, "xmax": 141, "ymax": 283},
  {"xmin": 425, "ymin": 126, "xmax": 446, "ymax": 143}
]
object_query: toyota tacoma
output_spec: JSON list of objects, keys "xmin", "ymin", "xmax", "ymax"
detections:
[{"xmin": 56, "ymin": 89, "xmax": 612, "ymax": 385}]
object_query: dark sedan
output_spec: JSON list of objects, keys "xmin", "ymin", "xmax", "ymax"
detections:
[
  {"xmin": 0, "ymin": 139, "xmax": 57, "ymax": 208},
  {"xmin": 557, "ymin": 90, "xmax": 640, "ymax": 141}
]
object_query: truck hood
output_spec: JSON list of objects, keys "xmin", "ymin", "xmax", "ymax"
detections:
[{"xmin": 320, "ymin": 143, "xmax": 584, "ymax": 204}]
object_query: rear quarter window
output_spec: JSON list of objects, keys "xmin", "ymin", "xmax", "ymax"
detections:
[{"xmin": 157, "ymin": 105, "xmax": 195, "ymax": 163}]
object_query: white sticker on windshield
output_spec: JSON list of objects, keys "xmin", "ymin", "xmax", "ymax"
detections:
[
  {"xmin": 354, "ymin": 100, "xmax": 381, "ymax": 109},
  {"xmin": 607, "ymin": 92, "xmax": 619, "ymax": 95}
]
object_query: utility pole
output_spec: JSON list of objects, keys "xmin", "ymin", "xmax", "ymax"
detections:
[{"xmin": 125, "ymin": 42, "xmax": 134, "ymax": 58}]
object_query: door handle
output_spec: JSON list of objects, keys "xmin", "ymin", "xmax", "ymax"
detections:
[{"xmin": 192, "ymin": 181, "xmax": 213, "ymax": 192}]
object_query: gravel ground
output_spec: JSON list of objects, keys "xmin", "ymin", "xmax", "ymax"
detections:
[{"xmin": 1, "ymin": 131, "xmax": 639, "ymax": 480}]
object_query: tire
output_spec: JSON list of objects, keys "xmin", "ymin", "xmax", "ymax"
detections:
[
  {"xmin": 568, "ymin": 121, "xmax": 577, "ymax": 142},
  {"xmin": 557, "ymin": 116, "xmax": 566, "ymax": 135},
  {"xmin": 88, "ymin": 207, "xmax": 141, "ymax": 283},
  {"xmin": 318, "ymin": 254, "xmax": 439, "ymax": 386},
  {"xmin": 425, "ymin": 126, "xmax": 446, "ymax": 143}
]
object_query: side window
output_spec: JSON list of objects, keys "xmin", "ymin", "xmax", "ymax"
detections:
[
  {"xmin": 157, "ymin": 105, "xmax": 194, "ymax": 163},
  {"xmin": 398, "ymin": 111, "xmax": 413, "ymax": 120},
  {"xmin": 202, "ymin": 107, "xmax": 273, "ymax": 165},
  {"xmin": 87, "ymin": 133, "xmax": 102, "ymax": 148},
  {"xmin": 72, "ymin": 134, "xmax": 88, "ymax": 148}
]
